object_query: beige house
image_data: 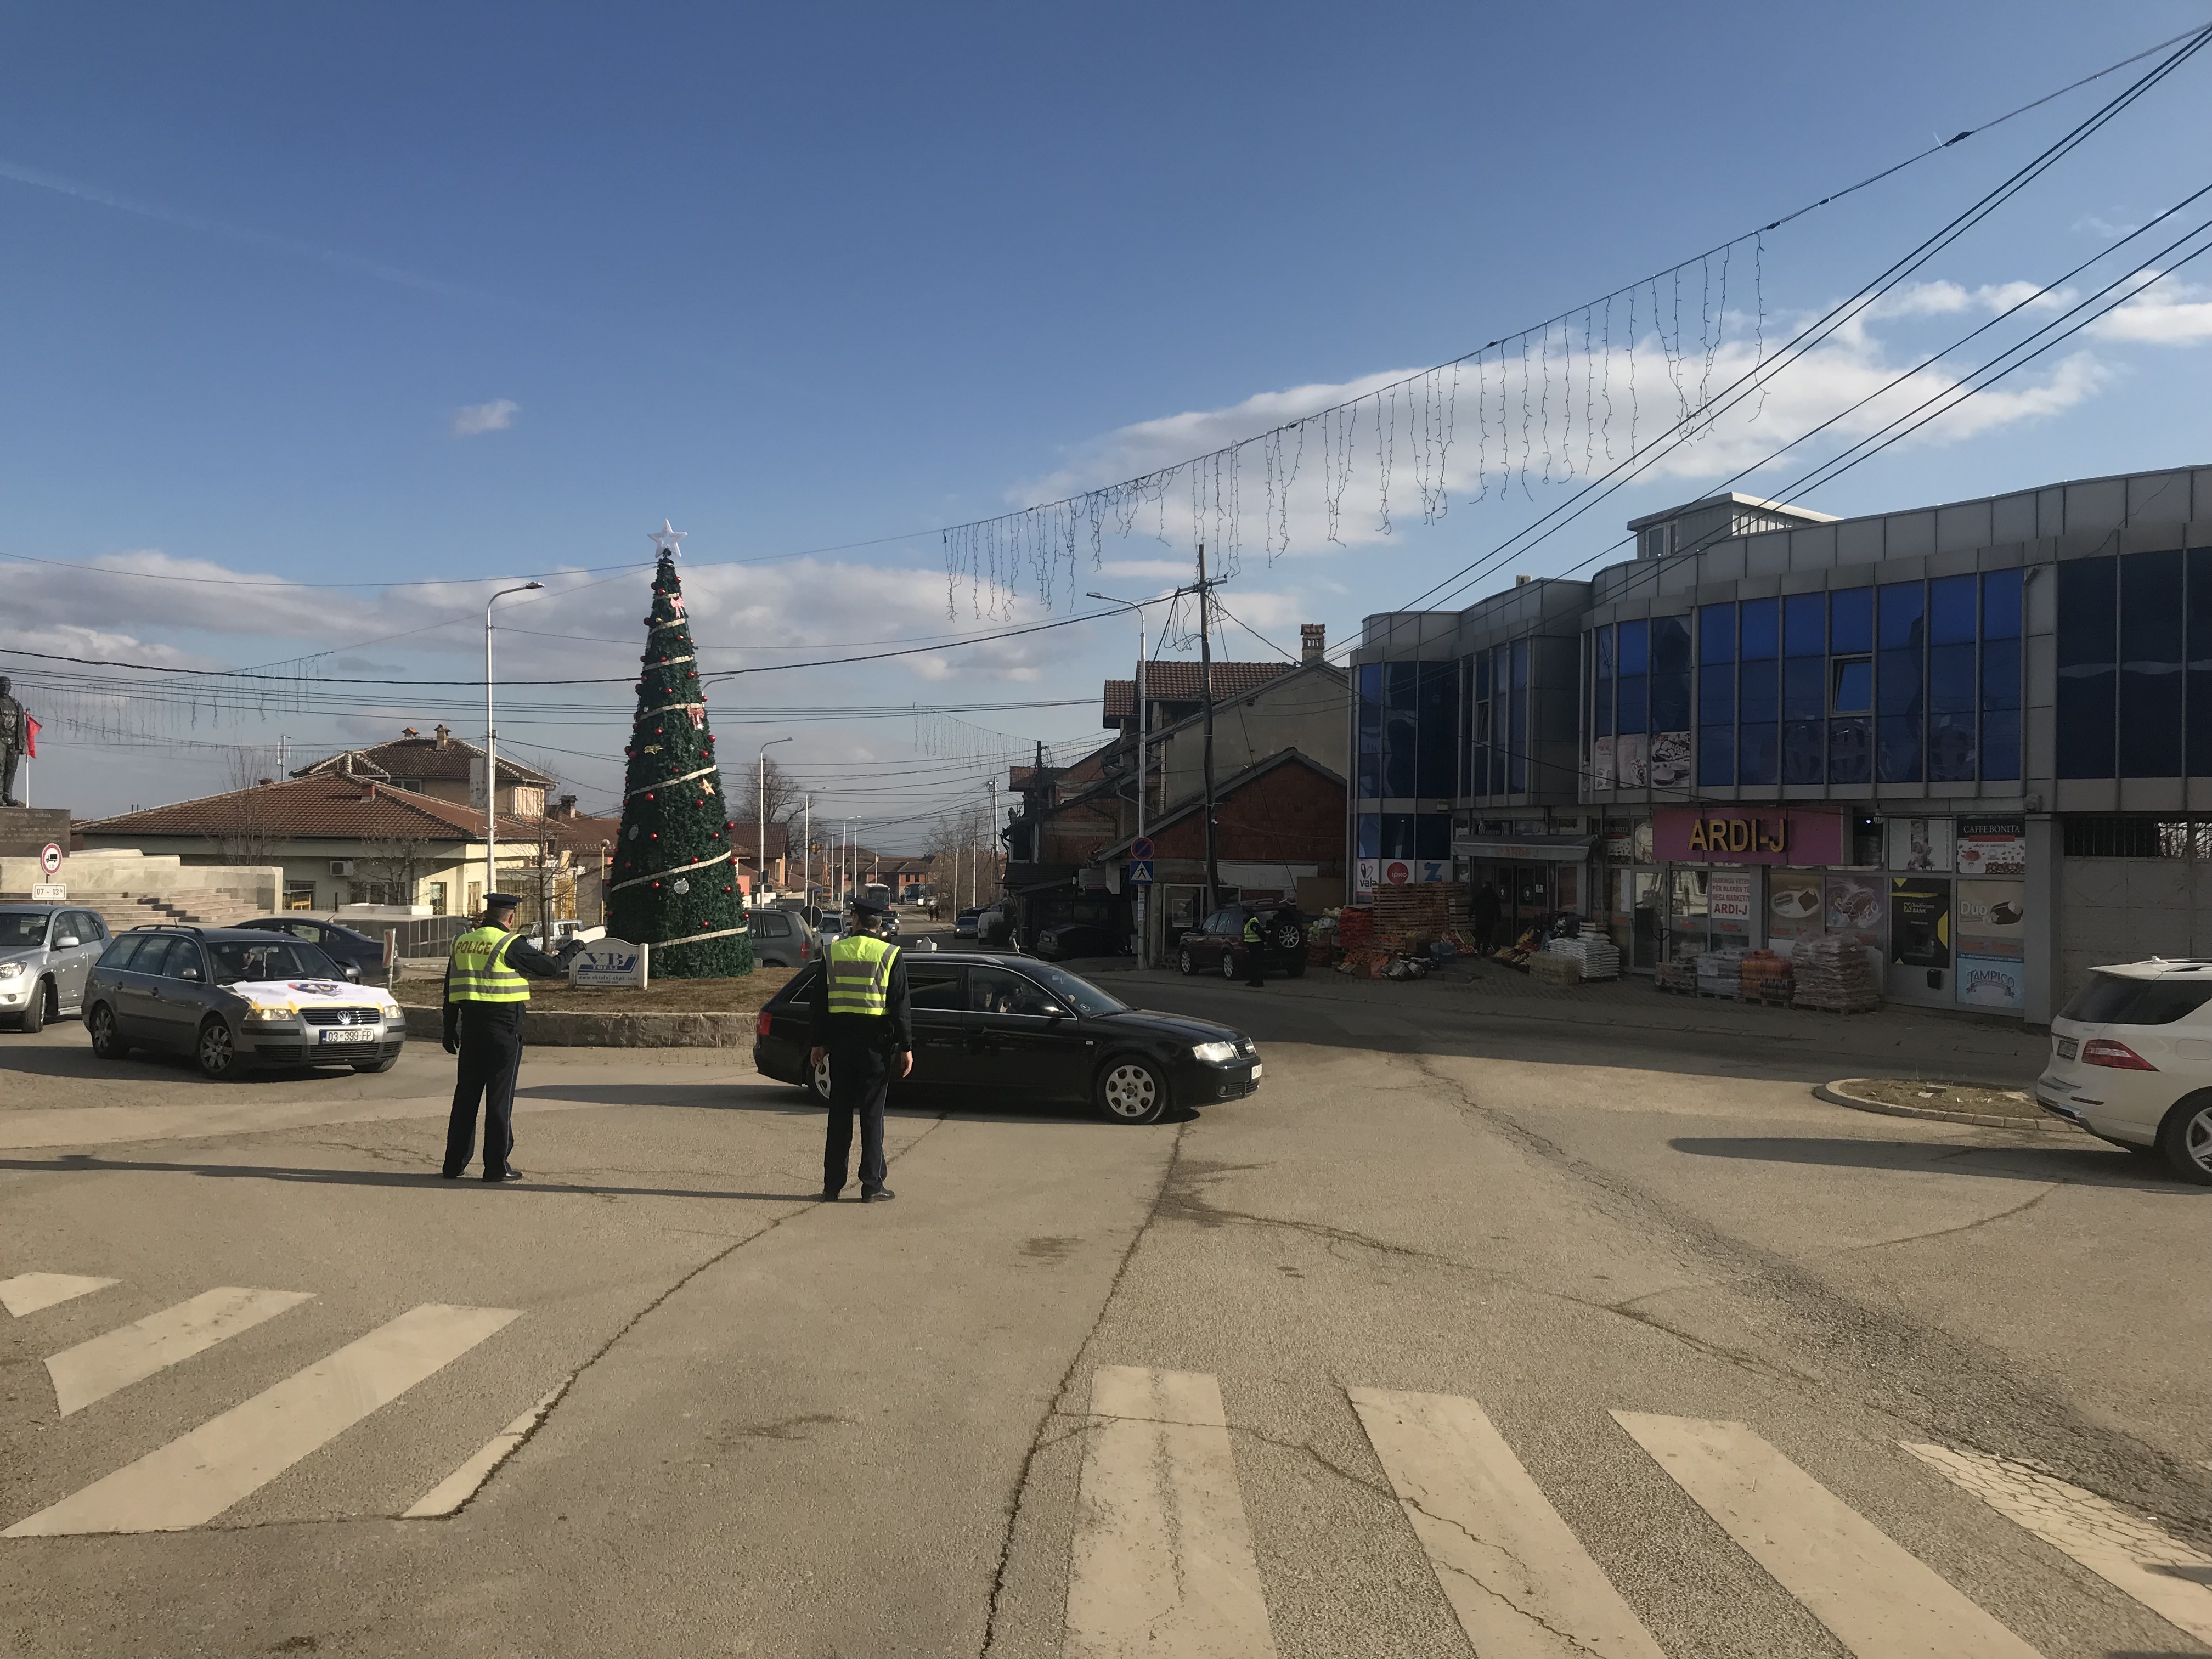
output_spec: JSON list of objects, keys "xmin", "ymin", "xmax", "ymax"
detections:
[
  {"xmin": 292, "ymin": 724, "xmax": 555, "ymax": 818},
  {"xmin": 78, "ymin": 775, "xmax": 570, "ymax": 921}
]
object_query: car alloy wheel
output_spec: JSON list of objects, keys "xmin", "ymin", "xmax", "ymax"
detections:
[
  {"xmin": 810, "ymin": 1051, "xmax": 833, "ymax": 1105},
  {"xmin": 196, "ymin": 1018, "xmax": 239, "ymax": 1080},
  {"xmin": 2158, "ymin": 1093, "xmax": 2212, "ymax": 1185},
  {"xmin": 1221, "ymin": 952, "xmax": 1240, "ymax": 980},
  {"xmin": 1096, "ymin": 1058, "xmax": 1167, "ymax": 1125},
  {"xmin": 19, "ymin": 980, "xmax": 46, "ymax": 1035},
  {"xmin": 1178, "ymin": 947, "xmax": 1196, "ymax": 975},
  {"xmin": 88, "ymin": 1004, "xmax": 128, "ymax": 1060},
  {"xmin": 1274, "ymin": 922, "xmax": 1304, "ymax": 951}
]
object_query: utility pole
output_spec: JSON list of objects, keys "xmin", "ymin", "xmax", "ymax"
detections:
[
  {"xmin": 1197, "ymin": 541, "xmax": 1221, "ymax": 915},
  {"xmin": 987, "ymin": 775, "xmax": 998, "ymax": 899},
  {"xmin": 803, "ymin": 794, "xmax": 812, "ymax": 908}
]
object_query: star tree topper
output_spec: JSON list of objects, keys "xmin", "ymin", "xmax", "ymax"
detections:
[{"xmin": 649, "ymin": 519, "xmax": 687, "ymax": 557}]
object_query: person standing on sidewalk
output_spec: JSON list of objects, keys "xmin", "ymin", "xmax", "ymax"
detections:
[
  {"xmin": 809, "ymin": 891, "xmax": 912, "ymax": 1202},
  {"xmin": 442, "ymin": 894, "xmax": 567, "ymax": 1183}
]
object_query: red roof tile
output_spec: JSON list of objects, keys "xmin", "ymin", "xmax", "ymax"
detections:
[
  {"xmin": 80, "ymin": 777, "xmax": 546, "ymax": 842},
  {"xmin": 296, "ymin": 730, "xmax": 554, "ymax": 787},
  {"xmin": 1103, "ymin": 661, "xmax": 1294, "ymax": 724}
]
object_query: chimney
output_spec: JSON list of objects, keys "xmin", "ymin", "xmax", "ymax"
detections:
[
  {"xmin": 555, "ymin": 793, "xmax": 578, "ymax": 819},
  {"xmin": 1300, "ymin": 623, "xmax": 1326, "ymax": 663},
  {"xmin": 1515, "ymin": 574, "xmax": 1531, "ymax": 586},
  {"xmin": 433, "ymin": 724, "xmax": 451, "ymax": 749},
  {"xmin": 402, "ymin": 726, "xmax": 420, "ymax": 739},
  {"xmin": 256, "ymin": 777, "xmax": 275, "ymax": 787}
]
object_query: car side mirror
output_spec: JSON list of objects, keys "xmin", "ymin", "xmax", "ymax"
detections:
[
  {"xmin": 55, "ymin": 936, "xmax": 81, "ymax": 950},
  {"xmin": 342, "ymin": 963, "xmax": 362, "ymax": 981},
  {"xmin": 178, "ymin": 967, "xmax": 202, "ymax": 982}
]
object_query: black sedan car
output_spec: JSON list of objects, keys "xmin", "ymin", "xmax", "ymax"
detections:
[
  {"xmin": 236, "ymin": 917, "xmax": 387, "ymax": 979},
  {"xmin": 1032, "ymin": 921, "xmax": 1125, "ymax": 961},
  {"xmin": 753, "ymin": 950, "xmax": 1260, "ymax": 1125},
  {"xmin": 1176, "ymin": 904, "xmax": 1309, "ymax": 980}
]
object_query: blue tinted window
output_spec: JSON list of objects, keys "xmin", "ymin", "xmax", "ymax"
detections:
[
  {"xmin": 1784, "ymin": 594, "xmax": 1825, "ymax": 656},
  {"xmin": 1383, "ymin": 662, "xmax": 1419, "ymax": 795},
  {"xmin": 1739, "ymin": 657, "xmax": 1778, "ymax": 725},
  {"xmin": 1832, "ymin": 659, "xmax": 1872, "ymax": 714},
  {"xmin": 1356, "ymin": 814, "xmax": 1380, "ymax": 857},
  {"xmin": 1737, "ymin": 721, "xmax": 1778, "ymax": 787},
  {"xmin": 1474, "ymin": 653, "xmax": 1491, "ymax": 699},
  {"xmin": 2120, "ymin": 550, "xmax": 2183, "ymax": 778},
  {"xmin": 1783, "ymin": 720, "xmax": 1824, "ymax": 785},
  {"xmin": 1929, "ymin": 644, "xmax": 1976, "ymax": 712},
  {"xmin": 1490, "ymin": 648, "xmax": 1509, "ymax": 794},
  {"xmin": 1982, "ymin": 568, "xmax": 2023, "ymax": 640},
  {"xmin": 1982, "ymin": 637, "xmax": 2022, "ymax": 780},
  {"xmin": 1417, "ymin": 661, "xmax": 1459, "ymax": 798},
  {"xmin": 1650, "ymin": 616, "xmax": 1691, "ymax": 732},
  {"xmin": 1379, "ymin": 814, "xmax": 1415, "ymax": 858},
  {"xmin": 1981, "ymin": 711, "xmax": 2021, "ymax": 781},
  {"xmin": 2057, "ymin": 557, "xmax": 2117, "ymax": 778},
  {"xmin": 1698, "ymin": 728, "xmax": 1734, "ymax": 786},
  {"xmin": 1929, "ymin": 574, "xmax": 1976, "ymax": 645},
  {"xmin": 1739, "ymin": 597, "xmax": 1778, "ymax": 659},
  {"xmin": 1829, "ymin": 588, "xmax": 1872, "ymax": 653},
  {"xmin": 2189, "ymin": 549, "xmax": 2212, "ymax": 777},
  {"xmin": 1508, "ymin": 641, "xmax": 1530, "ymax": 793},
  {"xmin": 1783, "ymin": 658, "xmax": 1824, "ymax": 721},
  {"xmin": 1592, "ymin": 626, "xmax": 1613, "ymax": 738},
  {"xmin": 1357, "ymin": 663, "xmax": 1383, "ymax": 798},
  {"xmin": 1415, "ymin": 814, "xmax": 1451, "ymax": 859},
  {"xmin": 1931, "ymin": 634, "xmax": 1977, "ymax": 781},
  {"xmin": 1878, "ymin": 582, "xmax": 1924, "ymax": 650},
  {"xmin": 1699, "ymin": 603, "xmax": 1735, "ymax": 663},
  {"xmin": 1829, "ymin": 718, "xmax": 1871, "ymax": 783},
  {"xmin": 1878, "ymin": 715, "xmax": 1923, "ymax": 783},
  {"xmin": 1616, "ymin": 621, "xmax": 1648, "ymax": 734},
  {"xmin": 1699, "ymin": 657, "xmax": 1735, "ymax": 726}
]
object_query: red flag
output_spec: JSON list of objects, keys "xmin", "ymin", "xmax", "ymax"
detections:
[{"xmin": 22, "ymin": 716, "xmax": 36, "ymax": 759}]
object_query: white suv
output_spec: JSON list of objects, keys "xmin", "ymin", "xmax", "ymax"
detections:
[{"xmin": 2036, "ymin": 960, "xmax": 2212, "ymax": 1183}]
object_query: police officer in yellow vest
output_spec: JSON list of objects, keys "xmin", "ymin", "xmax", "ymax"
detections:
[
  {"xmin": 1242, "ymin": 910, "xmax": 1267, "ymax": 987},
  {"xmin": 442, "ymin": 894, "xmax": 567, "ymax": 1182},
  {"xmin": 808, "ymin": 891, "xmax": 912, "ymax": 1202}
]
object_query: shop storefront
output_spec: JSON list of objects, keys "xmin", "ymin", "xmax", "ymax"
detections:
[
  {"xmin": 1453, "ymin": 833, "xmax": 1591, "ymax": 939},
  {"xmin": 1592, "ymin": 808, "xmax": 2030, "ymax": 1014}
]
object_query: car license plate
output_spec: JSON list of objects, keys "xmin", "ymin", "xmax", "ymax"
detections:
[
  {"xmin": 1249, "ymin": 1063, "xmax": 1262, "ymax": 1081},
  {"xmin": 317, "ymin": 1026, "xmax": 378, "ymax": 1045},
  {"xmin": 2055, "ymin": 1037, "xmax": 2078, "ymax": 1060}
]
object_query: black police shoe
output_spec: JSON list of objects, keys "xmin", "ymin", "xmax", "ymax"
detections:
[
  {"xmin": 485, "ymin": 1169, "xmax": 523, "ymax": 1183},
  {"xmin": 820, "ymin": 1186, "xmax": 842, "ymax": 1201},
  {"xmin": 861, "ymin": 1187, "xmax": 895, "ymax": 1203}
]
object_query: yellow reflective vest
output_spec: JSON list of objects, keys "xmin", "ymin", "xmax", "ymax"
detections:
[
  {"xmin": 825, "ymin": 933, "xmax": 899, "ymax": 1017},
  {"xmin": 447, "ymin": 926, "xmax": 531, "ymax": 1004}
]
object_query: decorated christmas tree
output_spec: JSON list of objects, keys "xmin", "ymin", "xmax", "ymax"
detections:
[{"xmin": 606, "ymin": 524, "xmax": 753, "ymax": 978}]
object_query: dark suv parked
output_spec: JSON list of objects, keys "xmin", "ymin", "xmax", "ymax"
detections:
[
  {"xmin": 82, "ymin": 926, "xmax": 409, "ymax": 1080},
  {"xmin": 235, "ymin": 916, "xmax": 388, "ymax": 980},
  {"xmin": 1175, "ymin": 904, "xmax": 1308, "ymax": 980}
]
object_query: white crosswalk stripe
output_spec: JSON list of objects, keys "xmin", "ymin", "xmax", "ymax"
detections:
[
  {"xmin": 5, "ymin": 1303, "xmax": 520, "ymax": 1537},
  {"xmin": 1905, "ymin": 1441, "xmax": 2212, "ymax": 1645},
  {"xmin": 0, "ymin": 1272, "xmax": 117, "ymax": 1318},
  {"xmin": 1064, "ymin": 1365, "xmax": 1278, "ymax": 1659},
  {"xmin": 1351, "ymin": 1387, "xmax": 1664, "ymax": 1658},
  {"xmin": 44, "ymin": 1287, "xmax": 315, "ymax": 1417},
  {"xmin": 1612, "ymin": 1413, "xmax": 2042, "ymax": 1659}
]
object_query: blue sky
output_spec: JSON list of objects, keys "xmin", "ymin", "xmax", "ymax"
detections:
[{"xmin": 4, "ymin": 3, "xmax": 2209, "ymax": 842}]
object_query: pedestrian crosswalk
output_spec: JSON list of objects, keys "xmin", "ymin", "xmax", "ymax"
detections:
[
  {"xmin": 2, "ymin": 1269, "xmax": 522, "ymax": 1538},
  {"xmin": 1068, "ymin": 1367, "xmax": 2212, "ymax": 1658}
]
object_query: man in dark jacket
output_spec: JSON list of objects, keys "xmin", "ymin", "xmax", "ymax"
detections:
[
  {"xmin": 442, "ymin": 894, "xmax": 568, "ymax": 1183},
  {"xmin": 808, "ymin": 892, "xmax": 912, "ymax": 1202}
]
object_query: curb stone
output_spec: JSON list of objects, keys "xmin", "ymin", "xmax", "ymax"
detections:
[
  {"xmin": 401, "ymin": 1005, "xmax": 754, "ymax": 1048},
  {"xmin": 1815, "ymin": 1077, "xmax": 2078, "ymax": 1133}
]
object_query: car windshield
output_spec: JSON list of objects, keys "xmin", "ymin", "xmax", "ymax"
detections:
[
  {"xmin": 1018, "ymin": 962, "xmax": 1129, "ymax": 1019},
  {"xmin": 2058, "ymin": 970, "xmax": 2212, "ymax": 1027},
  {"xmin": 206, "ymin": 939, "xmax": 345, "ymax": 984},
  {"xmin": 0, "ymin": 913, "xmax": 48, "ymax": 947}
]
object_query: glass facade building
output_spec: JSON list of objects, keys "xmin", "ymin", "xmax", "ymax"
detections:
[{"xmin": 1351, "ymin": 467, "xmax": 2212, "ymax": 1025}]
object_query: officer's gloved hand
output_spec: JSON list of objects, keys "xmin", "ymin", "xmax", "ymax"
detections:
[{"xmin": 443, "ymin": 1035, "xmax": 459, "ymax": 1056}]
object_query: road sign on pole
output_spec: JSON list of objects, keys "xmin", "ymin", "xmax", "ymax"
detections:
[
  {"xmin": 40, "ymin": 843, "xmax": 63, "ymax": 875},
  {"xmin": 1130, "ymin": 836, "xmax": 1154, "ymax": 861},
  {"xmin": 1126, "ymin": 860, "xmax": 1154, "ymax": 884}
]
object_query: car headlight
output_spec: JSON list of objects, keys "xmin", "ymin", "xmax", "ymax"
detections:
[
  {"xmin": 0, "ymin": 962, "xmax": 24, "ymax": 980},
  {"xmin": 1191, "ymin": 1041, "xmax": 1239, "ymax": 1064},
  {"xmin": 242, "ymin": 1004, "xmax": 295, "ymax": 1025}
]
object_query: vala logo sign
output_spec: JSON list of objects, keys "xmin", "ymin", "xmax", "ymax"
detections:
[{"xmin": 571, "ymin": 937, "xmax": 649, "ymax": 989}]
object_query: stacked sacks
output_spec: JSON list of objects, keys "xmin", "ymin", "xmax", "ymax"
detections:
[
  {"xmin": 1740, "ymin": 950, "xmax": 1795, "ymax": 1007},
  {"xmin": 1790, "ymin": 935, "xmax": 1882, "ymax": 1013}
]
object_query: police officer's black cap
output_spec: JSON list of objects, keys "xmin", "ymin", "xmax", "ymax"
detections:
[
  {"xmin": 851, "ymin": 892, "xmax": 889, "ymax": 916},
  {"xmin": 485, "ymin": 893, "xmax": 524, "ymax": 910}
]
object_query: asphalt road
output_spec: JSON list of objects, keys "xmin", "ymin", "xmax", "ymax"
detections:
[{"xmin": 2, "ymin": 934, "xmax": 2208, "ymax": 1658}]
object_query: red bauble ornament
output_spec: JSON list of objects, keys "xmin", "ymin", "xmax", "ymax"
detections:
[{"xmin": 646, "ymin": 793, "xmax": 654, "ymax": 801}]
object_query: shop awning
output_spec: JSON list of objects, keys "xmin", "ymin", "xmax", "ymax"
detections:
[{"xmin": 1454, "ymin": 835, "xmax": 1593, "ymax": 863}]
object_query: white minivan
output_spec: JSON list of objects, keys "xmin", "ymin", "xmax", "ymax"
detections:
[{"xmin": 2036, "ymin": 959, "xmax": 2212, "ymax": 1183}]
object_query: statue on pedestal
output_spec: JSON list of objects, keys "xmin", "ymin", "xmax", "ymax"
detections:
[{"xmin": 0, "ymin": 677, "xmax": 29, "ymax": 808}]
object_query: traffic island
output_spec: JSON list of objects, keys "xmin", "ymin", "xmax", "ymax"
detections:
[
  {"xmin": 392, "ymin": 970, "xmax": 797, "ymax": 1048},
  {"xmin": 1816, "ymin": 1076, "xmax": 2076, "ymax": 1132}
]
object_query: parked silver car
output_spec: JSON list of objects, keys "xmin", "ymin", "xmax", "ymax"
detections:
[
  {"xmin": 0, "ymin": 905, "xmax": 112, "ymax": 1034},
  {"xmin": 747, "ymin": 907, "xmax": 816, "ymax": 968}
]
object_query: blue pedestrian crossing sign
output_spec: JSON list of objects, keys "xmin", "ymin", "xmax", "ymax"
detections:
[{"xmin": 1126, "ymin": 859, "xmax": 1155, "ymax": 884}]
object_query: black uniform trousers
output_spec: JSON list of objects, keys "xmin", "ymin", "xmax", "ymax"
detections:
[
  {"xmin": 1244, "ymin": 933, "xmax": 1266, "ymax": 986},
  {"xmin": 445, "ymin": 1003, "xmax": 525, "ymax": 1180},
  {"xmin": 823, "ymin": 1038, "xmax": 891, "ymax": 1194}
]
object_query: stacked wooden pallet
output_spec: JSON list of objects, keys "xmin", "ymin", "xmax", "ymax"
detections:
[
  {"xmin": 1790, "ymin": 936, "xmax": 1882, "ymax": 1013},
  {"xmin": 1368, "ymin": 883, "xmax": 1470, "ymax": 947}
]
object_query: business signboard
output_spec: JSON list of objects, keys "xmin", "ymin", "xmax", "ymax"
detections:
[
  {"xmin": 1889, "ymin": 877, "xmax": 1952, "ymax": 969},
  {"xmin": 1955, "ymin": 818, "xmax": 2027, "ymax": 877},
  {"xmin": 571, "ymin": 937, "xmax": 648, "ymax": 989},
  {"xmin": 1652, "ymin": 808, "xmax": 1846, "ymax": 867}
]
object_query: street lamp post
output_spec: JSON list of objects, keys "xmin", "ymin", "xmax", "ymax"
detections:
[
  {"xmin": 758, "ymin": 737, "xmax": 792, "ymax": 902},
  {"xmin": 1088, "ymin": 590, "xmax": 1165, "ymax": 968},
  {"xmin": 483, "ymin": 582, "xmax": 545, "ymax": 910}
]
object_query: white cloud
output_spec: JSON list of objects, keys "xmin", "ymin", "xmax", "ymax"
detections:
[
  {"xmin": 451, "ymin": 399, "xmax": 518, "ymax": 436},
  {"xmin": 2086, "ymin": 275, "xmax": 2212, "ymax": 345}
]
